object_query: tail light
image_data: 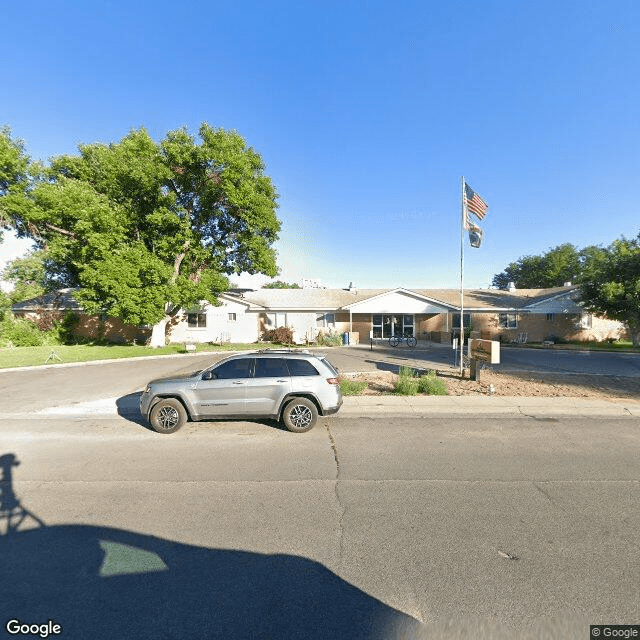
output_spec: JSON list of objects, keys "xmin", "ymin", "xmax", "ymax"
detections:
[{"xmin": 326, "ymin": 377, "xmax": 340, "ymax": 385}]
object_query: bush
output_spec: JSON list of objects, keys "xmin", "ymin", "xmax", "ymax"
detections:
[
  {"xmin": 262, "ymin": 326, "xmax": 294, "ymax": 344},
  {"xmin": 394, "ymin": 367, "xmax": 448, "ymax": 396},
  {"xmin": 340, "ymin": 379, "xmax": 368, "ymax": 395},
  {"xmin": 417, "ymin": 371, "xmax": 448, "ymax": 395},
  {"xmin": 316, "ymin": 331, "xmax": 343, "ymax": 346},
  {"xmin": 0, "ymin": 317, "xmax": 46, "ymax": 346},
  {"xmin": 394, "ymin": 375, "xmax": 419, "ymax": 395}
]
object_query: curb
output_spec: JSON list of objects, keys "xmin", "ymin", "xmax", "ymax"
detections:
[{"xmin": 339, "ymin": 395, "xmax": 640, "ymax": 418}]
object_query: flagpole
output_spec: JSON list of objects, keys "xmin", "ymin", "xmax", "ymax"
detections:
[{"xmin": 460, "ymin": 176, "xmax": 465, "ymax": 376}]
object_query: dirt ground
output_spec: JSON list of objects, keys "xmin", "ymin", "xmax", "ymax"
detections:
[{"xmin": 345, "ymin": 369, "xmax": 640, "ymax": 402}]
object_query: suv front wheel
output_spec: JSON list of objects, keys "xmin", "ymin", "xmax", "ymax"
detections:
[
  {"xmin": 281, "ymin": 397, "xmax": 318, "ymax": 433},
  {"xmin": 149, "ymin": 398, "xmax": 187, "ymax": 434}
]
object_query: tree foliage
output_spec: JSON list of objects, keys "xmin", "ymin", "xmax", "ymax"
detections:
[
  {"xmin": 0, "ymin": 124, "xmax": 281, "ymax": 326},
  {"xmin": 262, "ymin": 280, "xmax": 301, "ymax": 289},
  {"xmin": 1, "ymin": 249, "xmax": 48, "ymax": 303},
  {"xmin": 578, "ymin": 235, "xmax": 640, "ymax": 346},
  {"xmin": 0, "ymin": 127, "xmax": 31, "ymax": 240},
  {"xmin": 492, "ymin": 243, "xmax": 584, "ymax": 289}
]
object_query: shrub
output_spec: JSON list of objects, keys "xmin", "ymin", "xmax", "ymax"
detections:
[
  {"xmin": 417, "ymin": 371, "xmax": 448, "ymax": 395},
  {"xmin": 398, "ymin": 366, "xmax": 415, "ymax": 378},
  {"xmin": 0, "ymin": 317, "xmax": 46, "ymax": 346},
  {"xmin": 394, "ymin": 375, "xmax": 419, "ymax": 395},
  {"xmin": 59, "ymin": 311, "xmax": 81, "ymax": 344},
  {"xmin": 316, "ymin": 331, "xmax": 342, "ymax": 346},
  {"xmin": 340, "ymin": 379, "xmax": 368, "ymax": 395},
  {"xmin": 262, "ymin": 326, "xmax": 294, "ymax": 344}
]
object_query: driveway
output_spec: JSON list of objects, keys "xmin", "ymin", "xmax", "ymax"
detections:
[{"xmin": 324, "ymin": 342, "xmax": 640, "ymax": 378}]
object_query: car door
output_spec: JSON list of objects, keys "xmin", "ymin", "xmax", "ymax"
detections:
[
  {"xmin": 193, "ymin": 357, "xmax": 252, "ymax": 417},
  {"xmin": 244, "ymin": 357, "xmax": 291, "ymax": 415}
]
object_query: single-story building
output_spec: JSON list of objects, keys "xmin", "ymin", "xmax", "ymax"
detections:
[
  {"xmin": 11, "ymin": 289, "xmax": 151, "ymax": 344},
  {"xmin": 11, "ymin": 284, "xmax": 628, "ymax": 346}
]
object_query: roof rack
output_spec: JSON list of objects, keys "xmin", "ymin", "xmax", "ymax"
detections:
[{"xmin": 256, "ymin": 348, "xmax": 311, "ymax": 354}]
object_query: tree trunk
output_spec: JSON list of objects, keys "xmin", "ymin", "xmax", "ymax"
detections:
[
  {"xmin": 149, "ymin": 317, "xmax": 170, "ymax": 348},
  {"xmin": 628, "ymin": 319, "xmax": 640, "ymax": 348}
]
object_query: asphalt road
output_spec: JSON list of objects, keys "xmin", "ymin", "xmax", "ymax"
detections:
[
  {"xmin": 349, "ymin": 342, "xmax": 640, "ymax": 377},
  {"xmin": 2, "ymin": 344, "xmax": 639, "ymax": 417},
  {"xmin": 3, "ymin": 402, "xmax": 639, "ymax": 638},
  {"xmin": 1, "ymin": 351, "xmax": 639, "ymax": 639}
]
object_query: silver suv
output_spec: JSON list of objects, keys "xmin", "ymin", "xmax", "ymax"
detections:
[{"xmin": 140, "ymin": 350, "xmax": 343, "ymax": 434}]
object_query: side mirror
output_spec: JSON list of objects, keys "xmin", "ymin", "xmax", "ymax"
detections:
[{"xmin": 202, "ymin": 371, "xmax": 216, "ymax": 381}]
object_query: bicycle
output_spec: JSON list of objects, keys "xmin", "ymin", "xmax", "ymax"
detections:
[{"xmin": 388, "ymin": 335, "xmax": 417, "ymax": 348}]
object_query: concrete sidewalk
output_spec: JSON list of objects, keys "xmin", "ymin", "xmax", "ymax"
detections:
[{"xmin": 340, "ymin": 394, "xmax": 640, "ymax": 417}]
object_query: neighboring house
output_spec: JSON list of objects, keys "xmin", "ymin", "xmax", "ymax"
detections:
[
  {"xmin": 11, "ymin": 288, "xmax": 151, "ymax": 344},
  {"xmin": 11, "ymin": 285, "xmax": 628, "ymax": 345}
]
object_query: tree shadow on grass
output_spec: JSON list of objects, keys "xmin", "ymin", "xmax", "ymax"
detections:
[{"xmin": 1, "ymin": 452, "xmax": 422, "ymax": 640}]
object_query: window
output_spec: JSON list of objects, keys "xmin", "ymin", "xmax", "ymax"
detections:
[
  {"xmin": 546, "ymin": 313, "xmax": 555, "ymax": 321},
  {"xmin": 499, "ymin": 313, "xmax": 518, "ymax": 329},
  {"xmin": 451, "ymin": 313, "xmax": 471, "ymax": 328},
  {"xmin": 372, "ymin": 315, "xmax": 383, "ymax": 338},
  {"xmin": 287, "ymin": 359, "xmax": 320, "ymax": 376},
  {"xmin": 187, "ymin": 312, "xmax": 207, "ymax": 328},
  {"xmin": 254, "ymin": 358, "xmax": 289, "ymax": 378},
  {"xmin": 316, "ymin": 313, "xmax": 335, "ymax": 328},
  {"xmin": 372, "ymin": 314, "xmax": 414, "ymax": 338},
  {"xmin": 577, "ymin": 313, "xmax": 592, "ymax": 329},
  {"xmin": 266, "ymin": 312, "xmax": 287, "ymax": 327},
  {"xmin": 228, "ymin": 313, "xmax": 237, "ymax": 322},
  {"xmin": 210, "ymin": 358, "xmax": 251, "ymax": 379},
  {"xmin": 402, "ymin": 315, "xmax": 414, "ymax": 337}
]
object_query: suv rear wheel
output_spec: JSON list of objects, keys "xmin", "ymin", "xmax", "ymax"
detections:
[
  {"xmin": 149, "ymin": 398, "xmax": 187, "ymax": 434},
  {"xmin": 282, "ymin": 397, "xmax": 318, "ymax": 433}
]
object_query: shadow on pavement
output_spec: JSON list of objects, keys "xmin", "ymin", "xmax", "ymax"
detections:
[
  {"xmin": 115, "ymin": 393, "xmax": 287, "ymax": 433},
  {"xmin": 1, "ymin": 452, "xmax": 421, "ymax": 639}
]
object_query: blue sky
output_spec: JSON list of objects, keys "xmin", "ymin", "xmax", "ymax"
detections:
[{"xmin": 2, "ymin": 0, "xmax": 639, "ymax": 290}]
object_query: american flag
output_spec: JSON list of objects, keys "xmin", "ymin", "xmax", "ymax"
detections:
[{"xmin": 464, "ymin": 183, "xmax": 488, "ymax": 220}]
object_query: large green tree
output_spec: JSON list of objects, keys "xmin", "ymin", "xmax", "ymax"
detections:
[
  {"xmin": 492, "ymin": 243, "xmax": 583, "ymax": 289},
  {"xmin": 579, "ymin": 235, "xmax": 640, "ymax": 346},
  {"xmin": 0, "ymin": 124, "xmax": 281, "ymax": 345},
  {"xmin": 0, "ymin": 127, "xmax": 31, "ymax": 239}
]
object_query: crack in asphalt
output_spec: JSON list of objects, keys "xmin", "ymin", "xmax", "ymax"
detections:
[{"xmin": 325, "ymin": 420, "xmax": 346, "ymax": 568}]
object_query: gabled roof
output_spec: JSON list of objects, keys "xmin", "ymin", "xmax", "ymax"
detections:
[
  {"xmin": 240, "ymin": 285, "xmax": 581, "ymax": 312},
  {"xmin": 11, "ymin": 285, "xmax": 582, "ymax": 315}
]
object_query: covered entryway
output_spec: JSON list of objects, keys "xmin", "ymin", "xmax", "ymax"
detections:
[
  {"xmin": 344, "ymin": 289, "xmax": 452, "ymax": 343},
  {"xmin": 372, "ymin": 314, "xmax": 415, "ymax": 338}
]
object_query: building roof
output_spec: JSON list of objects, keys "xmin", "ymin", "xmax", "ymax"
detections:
[
  {"xmin": 11, "ymin": 288, "xmax": 83, "ymax": 312},
  {"xmin": 11, "ymin": 285, "xmax": 581, "ymax": 314},
  {"xmin": 239, "ymin": 286, "xmax": 580, "ymax": 312}
]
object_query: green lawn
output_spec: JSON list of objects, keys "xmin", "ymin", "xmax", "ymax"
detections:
[
  {"xmin": 525, "ymin": 339, "xmax": 638, "ymax": 351},
  {"xmin": 0, "ymin": 342, "xmax": 294, "ymax": 369}
]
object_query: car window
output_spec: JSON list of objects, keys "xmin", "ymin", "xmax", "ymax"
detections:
[
  {"xmin": 320, "ymin": 357, "xmax": 339, "ymax": 375},
  {"xmin": 254, "ymin": 358, "xmax": 289, "ymax": 378},
  {"xmin": 211, "ymin": 358, "xmax": 252, "ymax": 379},
  {"xmin": 287, "ymin": 359, "xmax": 320, "ymax": 376}
]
